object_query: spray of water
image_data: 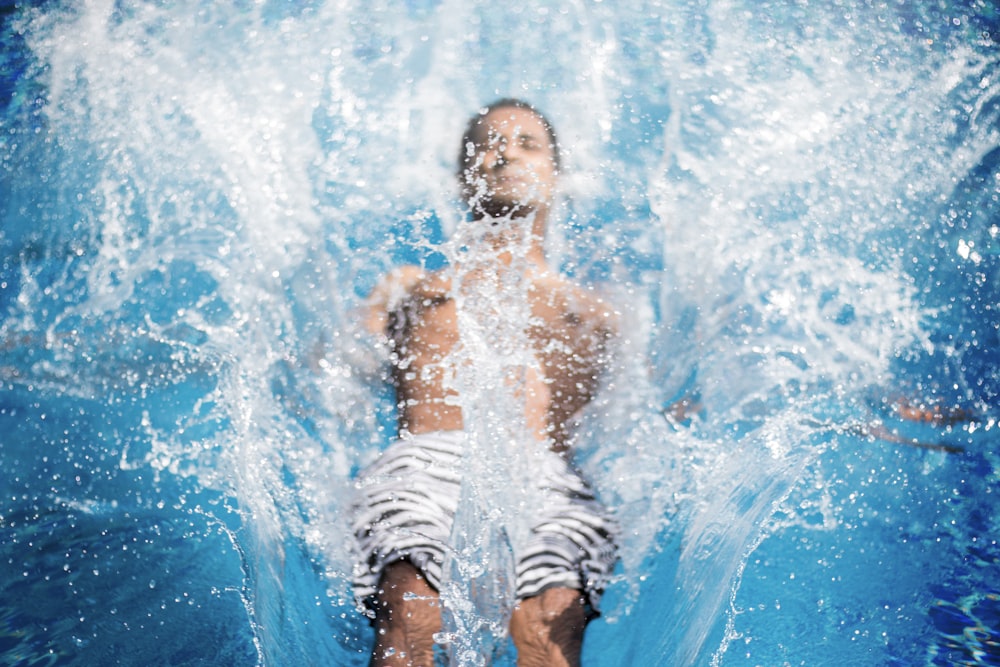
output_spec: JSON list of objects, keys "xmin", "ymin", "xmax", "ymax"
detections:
[{"xmin": 2, "ymin": 1, "xmax": 996, "ymax": 665}]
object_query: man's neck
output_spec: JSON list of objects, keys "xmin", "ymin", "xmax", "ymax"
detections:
[{"xmin": 474, "ymin": 206, "xmax": 547, "ymax": 268}]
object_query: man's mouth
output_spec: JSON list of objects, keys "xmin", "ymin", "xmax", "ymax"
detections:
[{"xmin": 491, "ymin": 171, "xmax": 536, "ymax": 192}]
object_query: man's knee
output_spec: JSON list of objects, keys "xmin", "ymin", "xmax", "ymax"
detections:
[
  {"xmin": 513, "ymin": 587, "xmax": 586, "ymax": 625},
  {"xmin": 370, "ymin": 561, "xmax": 442, "ymax": 666},
  {"xmin": 376, "ymin": 561, "xmax": 437, "ymax": 603},
  {"xmin": 510, "ymin": 588, "xmax": 587, "ymax": 667},
  {"xmin": 373, "ymin": 560, "xmax": 441, "ymax": 623}
]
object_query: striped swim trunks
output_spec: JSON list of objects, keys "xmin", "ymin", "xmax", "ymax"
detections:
[{"xmin": 351, "ymin": 430, "xmax": 618, "ymax": 612}]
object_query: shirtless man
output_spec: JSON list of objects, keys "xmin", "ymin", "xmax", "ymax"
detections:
[{"xmin": 352, "ymin": 99, "xmax": 618, "ymax": 667}]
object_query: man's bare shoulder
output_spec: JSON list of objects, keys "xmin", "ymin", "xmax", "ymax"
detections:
[
  {"xmin": 529, "ymin": 270, "xmax": 619, "ymax": 332},
  {"xmin": 409, "ymin": 270, "xmax": 452, "ymax": 301},
  {"xmin": 365, "ymin": 265, "xmax": 450, "ymax": 334}
]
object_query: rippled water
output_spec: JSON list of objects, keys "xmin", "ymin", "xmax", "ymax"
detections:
[{"xmin": 1, "ymin": 1, "xmax": 998, "ymax": 665}]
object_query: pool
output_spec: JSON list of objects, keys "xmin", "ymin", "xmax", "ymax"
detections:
[{"xmin": 1, "ymin": 1, "xmax": 997, "ymax": 665}]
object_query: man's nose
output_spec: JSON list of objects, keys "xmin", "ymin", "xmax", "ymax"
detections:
[{"xmin": 493, "ymin": 141, "xmax": 518, "ymax": 167}]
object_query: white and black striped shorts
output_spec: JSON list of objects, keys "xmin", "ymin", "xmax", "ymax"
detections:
[{"xmin": 351, "ymin": 430, "xmax": 618, "ymax": 613}]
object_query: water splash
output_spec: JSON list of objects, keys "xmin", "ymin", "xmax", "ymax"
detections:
[{"xmin": 1, "ymin": 1, "xmax": 997, "ymax": 665}]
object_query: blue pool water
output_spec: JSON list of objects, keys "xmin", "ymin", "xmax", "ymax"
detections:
[{"xmin": 1, "ymin": 1, "xmax": 998, "ymax": 665}]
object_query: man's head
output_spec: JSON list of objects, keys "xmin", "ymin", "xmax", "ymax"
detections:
[{"xmin": 457, "ymin": 99, "xmax": 561, "ymax": 220}]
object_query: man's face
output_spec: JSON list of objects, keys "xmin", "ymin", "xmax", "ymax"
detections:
[{"xmin": 463, "ymin": 107, "xmax": 558, "ymax": 217}]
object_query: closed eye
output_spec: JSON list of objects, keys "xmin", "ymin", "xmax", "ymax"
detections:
[{"xmin": 519, "ymin": 135, "xmax": 542, "ymax": 151}]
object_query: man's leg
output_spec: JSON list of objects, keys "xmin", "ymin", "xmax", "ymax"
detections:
[
  {"xmin": 369, "ymin": 560, "xmax": 442, "ymax": 667},
  {"xmin": 509, "ymin": 587, "xmax": 588, "ymax": 667}
]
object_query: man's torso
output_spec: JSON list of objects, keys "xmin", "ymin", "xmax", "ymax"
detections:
[{"xmin": 387, "ymin": 267, "xmax": 614, "ymax": 448}]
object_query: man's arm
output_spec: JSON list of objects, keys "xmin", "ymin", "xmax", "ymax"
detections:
[{"xmin": 364, "ymin": 265, "xmax": 426, "ymax": 335}]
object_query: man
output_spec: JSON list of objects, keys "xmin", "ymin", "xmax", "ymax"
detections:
[{"xmin": 352, "ymin": 99, "xmax": 618, "ymax": 666}]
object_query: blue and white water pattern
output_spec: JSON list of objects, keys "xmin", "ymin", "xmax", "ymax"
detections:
[{"xmin": 1, "ymin": 1, "xmax": 998, "ymax": 665}]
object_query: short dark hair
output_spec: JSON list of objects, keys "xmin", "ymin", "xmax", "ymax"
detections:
[{"xmin": 456, "ymin": 98, "xmax": 561, "ymax": 177}]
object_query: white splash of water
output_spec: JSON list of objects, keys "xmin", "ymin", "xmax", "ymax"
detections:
[{"xmin": 6, "ymin": 0, "xmax": 991, "ymax": 664}]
